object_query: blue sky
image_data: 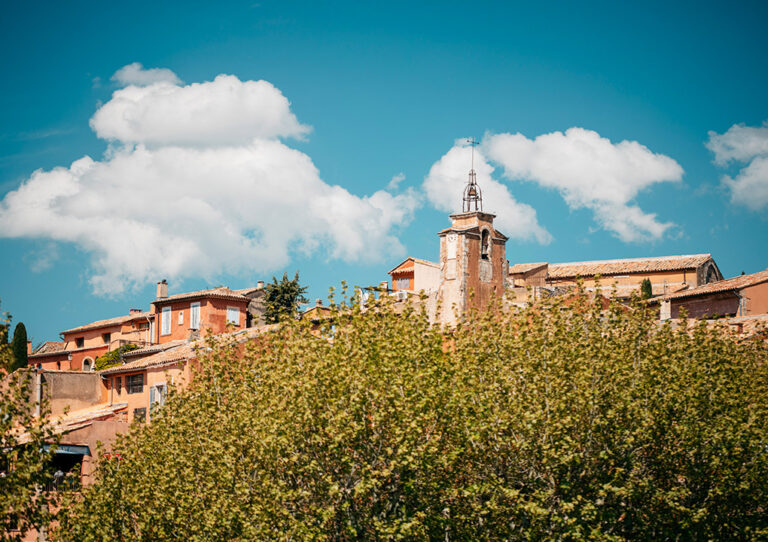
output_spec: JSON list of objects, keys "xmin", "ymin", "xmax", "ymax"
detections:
[{"xmin": 1, "ymin": 1, "xmax": 767, "ymax": 343}]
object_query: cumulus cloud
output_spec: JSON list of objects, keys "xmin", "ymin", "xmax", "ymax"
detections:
[
  {"xmin": 111, "ymin": 62, "xmax": 182, "ymax": 87},
  {"xmin": 92, "ymin": 72, "xmax": 310, "ymax": 147},
  {"xmin": 0, "ymin": 66, "xmax": 417, "ymax": 295},
  {"xmin": 483, "ymin": 128, "xmax": 683, "ymax": 242},
  {"xmin": 387, "ymin": 172, "xmax": 405, "ymax": 190},
  {"xmin": 423, "ymin": 142, "xmax": 552, "ymax": 244},
  {"xmin": 706, "ymin": 121, "xmax": 768, "ymax": 211}
]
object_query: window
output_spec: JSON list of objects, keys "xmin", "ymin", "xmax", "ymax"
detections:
[
  {"xmin": 190, "ymin": 302, "xmax": 201, "ymax": 330},
  {"xmin": 226, "ymin": 307, "xmax": 240, "ymax": 326},
  {"xmin": 481, "ymin": 230, "xmax": 490, "ymax": 260},
  {"xmin": 82, "ymin": 358, "xmax": 93, "ymax": 372},
  {"xmin": 102, "ymin": 332, "xmax": 111, "ymax": 344},
  {"xmin": 133, "ymin": 408, "xmax": 146, "ymax": 424},
  {"xmin": 161, "ymin": 306, "xmax": 171, "ymax": 336},
  {"xmin": 178, "ymin": 310, "xmax": 184, "ymax": 326},
  {"xmin": 150, "ymin": 384, "xmax": 167, "ymax": 419},
  {"xmin": 138, "ymin": 321, "xmax": 149, "ymax": 330},
  {"xmin": 395, "ymin": 277, "xmax": 410, "ymax": 290},
  {"xmin": 126, "ymin": 374, "xmax": 144, "ymax": 394},
  {"xmin": 75, "ymin": 337, "xmax": 84, "ymax": 348},
  {"xmin": 115, "ymin": 376, "xmax": 122, "ymax": 395}
]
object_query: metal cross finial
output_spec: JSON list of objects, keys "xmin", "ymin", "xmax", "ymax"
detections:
[{"xmin": 462, "ymin": 137, "xmax": 482, "ymax": 212}]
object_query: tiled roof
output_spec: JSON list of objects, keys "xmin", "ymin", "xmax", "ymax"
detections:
[
  {"xmin": 61, "ymin": 312, "xmax": 152, "ymax": 335},
  {"xmin": 663, "ymin": 268, "xmax": 768, "ymax": 300},
  {"xmin": 155, "ymin": 287, "xmax": 253, "ymax": 304},
  {"xmin": 100, "ymin": 325, "xmax": 279, "ymax": 375},
  {"xmin": 30, "ymin": 341, "xmax": 66, "ymax": 356},
  {"xmin": 16, "ymin": 403, "xmax": 128, "ymax": 444},
  {"xmin": 121, "ymin": 340, "xmax": 186, "ymax": 358},
  {"xmin": 547, "ymin": 254, "xmax": 713, "ymax": 279},
  {"xmin": 388, "ymin": 257, "xmax": 439, "ymax": 275},
  {"xmin": 509, "ymin": 262, "xmax": 548, "ymax": 275}
]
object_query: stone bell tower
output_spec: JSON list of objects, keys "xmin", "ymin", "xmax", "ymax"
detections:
[{"xmin": 436, "ymin": 139, "xmax": 508, "ymax": 325}]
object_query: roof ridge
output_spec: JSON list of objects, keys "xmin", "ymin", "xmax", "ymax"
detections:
[{"xmin": 550, "ymin": 254, "xmax": 710, "ymax": 267}]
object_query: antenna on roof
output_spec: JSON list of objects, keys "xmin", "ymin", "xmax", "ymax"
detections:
[{"xmin": 462, "ymin": 137, "xmax": 482, "ymax": 212}]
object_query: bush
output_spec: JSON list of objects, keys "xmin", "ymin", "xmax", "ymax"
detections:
[
  {"xmin": 56, "ymin": 290, "xmax": 768, "ymax": 541},
  {"xmin": 94, "ymin": 344, "xmax": 140, "ymax": 371}
]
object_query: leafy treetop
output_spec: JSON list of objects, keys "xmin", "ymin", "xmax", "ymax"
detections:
[
  {"xmin": 55, "ymin": 289, "xmax": 768, "ymax": 541},
  {"xmin": 263, "ymin": 271, "xmax": 308, "ymax": 323}
]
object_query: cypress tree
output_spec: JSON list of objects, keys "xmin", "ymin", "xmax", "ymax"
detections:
[{"xmin": 11, "ymin": 322, "xmax": 28, "ymax": 371}]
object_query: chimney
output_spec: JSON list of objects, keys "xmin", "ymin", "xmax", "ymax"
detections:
[
  {"xmin": 315, "ymin": 298, "xmax": 323, "ymax": 307},
  {"xmin": 256, "ymin": 280, "xmax": 265, "ymax": 290},
  {"xmin": 379, "ymin": 281, "xmax": 389, "ymax": 291},
  {"xmin": 156, "ymin": 280, "xmax": 168, "ymax": 299},
  {"xmin": 27, "ymin": 341, "xmax": 32, "ymax": 355},
  {"xmin": 129, "ymin": 308, "xmax": 142, "ymax": 315}
]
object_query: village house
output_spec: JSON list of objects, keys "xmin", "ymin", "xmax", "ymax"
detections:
[
  {"xmin": 28, "ymin": 309, "xmax": 154, "ymax": 372},
  {"xmin": 508, "ymin": 254, "xmax": 723, "ymax": 302},
  {"xmin": 151, "ymin": 280, "xmax": 266, "ymax": 344},
  {"xmin": 659, "ymin": 268, "xmax": 768, "ymax": 320}
]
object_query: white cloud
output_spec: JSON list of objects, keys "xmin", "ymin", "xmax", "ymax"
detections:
[
  {"xmin": 483, "ymin": 128, "xmax": 683, "ymax": 242},
  {"xmin": 706, "ymin": 121, "xmax": 768, "ymax": 166},
  {"xmin": 111, "ymin": 62, "xmax": 182, "ymax": 87},
  {"xmin": 387, "ymin": 172, "xmax": 405, "ymax": 190},
  {"xmin": 721, "ymin": 156, "xmax": 768, "ymax": 211},
  {"xmin": 92, "ymin": 72, "xmax": 310, "ymax": 147},
  {"xmin": 706, "ymin": 121, "xmax": 768, "ymax": 211},
  {"xmin": 423, "ymin": 142, "xmax": 552, "ymax": 244},
  {"xmin": 0, "ymin": 69, "xmax": 417, "ymax": 295}
]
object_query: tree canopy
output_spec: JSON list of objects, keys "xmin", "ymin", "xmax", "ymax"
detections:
[
  {"xmin": 56, "ymin": 290, "xmax": 768, "ymax": 541},
  {"xmin": 0, "ymin": 304, "xmax": 58, "ymax": 540},
  {"xmin": 263, "ymin": 271, "xmax": 308, "ymax": 323}
]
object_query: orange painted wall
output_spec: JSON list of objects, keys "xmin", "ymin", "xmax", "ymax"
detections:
[
  {"xmin": 743, "ymin": 281, "xmax": 768, "ymax": 315},
  {"xmin": 106, "ymin": 364, "xmax": 189, "ymax": 424},
  {"xmin": 154, "ymin": 298, "xmax": 247, "ymax": 344}
]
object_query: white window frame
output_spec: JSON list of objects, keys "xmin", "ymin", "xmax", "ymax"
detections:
[
  {"xmin": 178, "ymin": 310, "xmax": 184, "ymax": 326},
  {"xmin": 190, "ymin": 302, "xmax": 201, "ymax": 330},
  {"xmin": 395, "ymin": 277, "xmax": 410, "ymax": 290},
  {"xmin": 226, "ymin": 306, "xmax": 240, "ymax": 326},
  {"xmin": 161, "ymin": 306, "xmax": 171, "ymax": 336}
]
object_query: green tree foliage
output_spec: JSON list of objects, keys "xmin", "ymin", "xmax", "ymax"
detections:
[
  {"xmin": 10, "ymin": 323, "xmax": 28, "ymax": 372},
  {"xmin": 56, "ymin": 291, "xmax": 768, "ymax": 541},
  {"xmin": 640, "ymin": 278, "xmax": 653, "ymax": 299},
  {"xmin": 0, "ymin": 304, "xmax": 59, "ymax": 540},
  {"xmin": 263, "ymin": 271, "xmax": 308, "ymax": 323},
  {"xmin": 94, "ymin": 344, "xmax": 140, "ymax": 371}
]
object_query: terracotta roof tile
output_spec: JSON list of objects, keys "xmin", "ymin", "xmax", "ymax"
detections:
[
  {"xmin": 509, "ymin": 262, "xmax": 548, "ymax": 275},
  {"xmin": 154, "ymin": 287, "xmax": 253, "ymax": 304},
  {"xmin": 61, "ymin": 312, "xmax": 153, "ymax": 335},
  {"xmin": 100, "ymin": 325, "xmax": 279, "ymax": 375},
  {"xmin": 547, "ymin": 254, "xmax": 713, "ymax": 279},
  {"xmin": 31, "ymin": 341, "xmax": 66, "ymax": 355},
  {"xmin": 388, "ymin": 257, "xmax": 439, "ymax": 276},
  {"xmin": 663, "ymin": 268, "xmax": 768, "ymax": 300}
]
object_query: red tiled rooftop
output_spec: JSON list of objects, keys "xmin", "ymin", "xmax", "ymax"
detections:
[
  {"xmin": 154, "ymin": 286, "xmax": 255, "ymax": 304},
  {"xmin": 547, "ymin": 254, "xmax": 713, "ymax": 279},
  {"xmin": 663, "ymin": 268, "xmax": 768, "ymax": 300},
  {"xmin": 61, "ymin": 311, "xmax": 153, "ymax": 335}
]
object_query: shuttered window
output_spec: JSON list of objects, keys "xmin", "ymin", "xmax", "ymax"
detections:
[
  {"xmin": 161, "ymin": 306, "xmax": 171, "ymax": 336},
  {"xmin": 126, "ymin": 374, "xmax": 144, "ymax": 394},
  {"xmin": 226, "ymin": 307, "xmax": 239, "ymax": 326},
  {"xmin": 190, "ymin": 302, "xmax": 201, "ymax": 330}
]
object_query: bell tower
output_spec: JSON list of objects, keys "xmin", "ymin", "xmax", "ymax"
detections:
[{"xmin": 436, "ymin": 138, "xmax": 508, "ymax": 325}]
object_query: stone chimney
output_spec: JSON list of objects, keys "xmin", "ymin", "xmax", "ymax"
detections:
[
  {"xmin": 156, "ymin": 280, "xmax": 168, "ymax": 299},
  {"xmin": 256, "ymin": 280, "xmax": 265, "ymax": 290},
  {"xmin": 129, "ymin": 308, "xmax": 142, "ymax": 315},
  {"xmin": 315, "ymin": 298, "xmax": 323, "ymax": 307}
]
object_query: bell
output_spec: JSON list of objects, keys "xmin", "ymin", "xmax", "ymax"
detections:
[{"xmin": 467, "ymin": 186, "xmax": 477, "ymax": 197}]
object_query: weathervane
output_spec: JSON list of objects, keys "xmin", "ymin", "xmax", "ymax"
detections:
[{"xmin": 462, "ymin": 137, "xmax": 482, "ymax": 212}]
